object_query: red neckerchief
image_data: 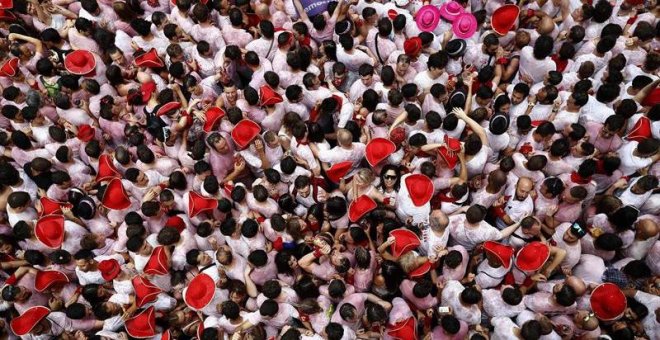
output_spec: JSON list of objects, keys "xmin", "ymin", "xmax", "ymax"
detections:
[
  {"xmin": 570, "ymin": 172, "xmax": 592, "ymax": 184},
  {"xmin": 551, "ymin": 54, "xmax": 568, "ymax": 73},
  {"xmin": 301, "ymin": 35, "xmax": 311, "ymax": 47}
]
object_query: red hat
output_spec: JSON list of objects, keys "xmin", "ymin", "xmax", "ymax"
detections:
[
  {"xmin": 0, "ymin": 0, "xmax": 12, "ymax": 8},
  {"xmin": 387, "ymin": 316, "xmax": 417, "ymax": 340},
  {"xmin": 389, "ymin": 127, "xmax": 406, "ymax": 145},
  {"xmin": 140, "ymin": 81, "xmax": 157, "ymax": 103},
  {"xmin": 77, "ymin": 124, "xmax": 95, "ymax": 142},
  {"xmin": 144, "ymin": 246, "xmax": 169, "ymax": 275},
  {"xmin": 125, "ymin": 306, "xmax": 157, "ymax": 339},
  {"xmin": 35, "ymin": 215, "xmax": 65, "ymax": 249},
  {"xmin": 184, "ymin": 273, "xmax": 216, "ymax": 310},
  {"xmin": 390, "ymin": 228, "xmax": 421, "ymax": 257},
  {"xmin": 10, "ymin": 306, "xmax": 50, "ymax": 336},
  {"xmin": 444, "ymin": 135, "xmax": 461, "ymax": 152},
  {"xmin": 135, "ymin": 48, "xmax": 164, "ymax": 68},
  {"xmin": 405, "ymin": 174, "xmax": 434, "ymax": 206},
  {"xmin": 590, "ymin": 283, "xmax": 627, "ymax": 321},
  {"xmin": 325, "ymin": 161, "xmax": 353, "ymax": 183},
  {"xmin": 231, "ymin": 119, "xmax": 261, "ymax": 149},
  {"xmin": 515, "ymin": 241, "xmax": 550, "ymax": 272},
  {"xmin": 34, "ymin": 270, "xmax": 69, "ymax": 292},
  {"xmin": 0, "ymin": 9, "xmax": 16, "ymax": 21},
  {"xmin": 348, "ymin": 195, "xmax": 377, "ymax": 222},
  {"xmin": 156, "ymin": 101, "xmax": 182, "ymax": 117},
  {"xmin": 0, "ymin": 57, "xmax": 19, "ymax": 77},
  {"xmin": 98, "ymin": 259, "xmax": 121, "ymax": 281},
  {"xmin": 491, "ymin": 5, "xmax": 519, "ymax": 35},
  {"xmin": 188, "ymin": 191, "xmax": 218, "ymax": 218},
  {"xmin": 165, "ymin": 215, "xmax": 186, "ymax": 233},
  {"xmin": 365, "ymin": 138, "xmax": 396, "ymax": 167},
  {"xmin": 101, "ymin": 178, "xmax": 131, "ymax": 210},
  {"xmin": 259, "ymin": 85, "xmax": 283, "ymax": 106},
  {"xmin": 404, "ymin": 37, "xmax": 422, "ymax": 56},
  {"xmin": 641, "ymin": 87, "xmax": 660, "ymax": 107},
  {"xmin": 438, "ymin": 146, "xmax": 459, "ymax": 169},
  {"xmin": 483, "ymin": 241, "xmax": 514, "ymax": 269},
  {"xmin": 64, "ymin": 50, "xmax": 96, "ymax": 76},
  {"xmin": 408, "ymin": 261, "xmax": 432, "ymax": 279},
  {"xmin": 203, "ymin": 107, "xmax": 225, "ymax": 132},
  {"xmin": 96, "ymin": 154, "xmax": 121, "ymax": 182},
  {"xmin": 38, "ymin": 197, "xmax": 72, "ymax": 217},
  {"xmin": 132, "ymin": 276, "xmax": 162, "ymax": 308},
  {"xmin": 387, "ymin": 9, "xmax": 398, "ymax": 20},
  {"xmin": 625, "ymin": 116, "xmax": 651, "ymax": 142}
]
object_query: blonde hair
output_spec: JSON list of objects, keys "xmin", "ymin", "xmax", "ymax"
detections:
[{"xmin": 354, "ymin": 168, "xmax": 375, "ymax": 186}]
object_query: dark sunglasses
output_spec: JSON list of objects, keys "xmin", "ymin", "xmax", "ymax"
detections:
[{"xmin": 383, "ymin": 175, "xmax": 397, "ymax": 180}]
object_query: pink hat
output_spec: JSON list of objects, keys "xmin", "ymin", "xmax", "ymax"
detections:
[
  {"xmin": 438, "ymin": 1, "xmax": 464, "ymax": 22},
  {"xmin": 452, "ymin": 13, "xmax": 477, "ymax": 39},
  {"xmin": 416, "ymin": 5, "xmax": 441, "ymax": 32}
]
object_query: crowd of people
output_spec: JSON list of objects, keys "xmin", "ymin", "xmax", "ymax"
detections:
[{"xmin": 0, "ymin": 0, "xmax": 658, "ymax": 338}]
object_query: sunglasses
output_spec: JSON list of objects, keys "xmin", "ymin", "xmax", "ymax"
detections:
[{"xmin": 383, "ymin": 175, "xmax": 397, "ymax": 180}]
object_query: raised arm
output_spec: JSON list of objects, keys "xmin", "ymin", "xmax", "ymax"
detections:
[{"xmin": 451, "ymin": 107, "xmax": 488, "ymax": 147}]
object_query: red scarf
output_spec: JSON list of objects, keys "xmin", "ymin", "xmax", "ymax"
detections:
[
  {"xmin": 570, "ymin": 172, "xmax": 592, "ymax": 184},
  {"xmin": 551, "ymin": 54, "xmax": 568, "ymax": 73}
]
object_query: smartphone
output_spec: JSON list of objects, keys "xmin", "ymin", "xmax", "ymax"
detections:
[{"xmin": 438, "ymin": 306, "xmax": 450, "ymax": 314}]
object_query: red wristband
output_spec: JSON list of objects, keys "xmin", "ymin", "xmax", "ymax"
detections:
[
  {"xmin": 313, "ymin": 249, "xmax": 323, "ymax": 258},
  {"xmin": 496, "ymin": 57, "xmax": 509, "ymax": 65}
]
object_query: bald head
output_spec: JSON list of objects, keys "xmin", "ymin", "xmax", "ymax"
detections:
[
  {"xmin": 337, "ymin": 129, "xmax": 353, "ymax": 147},
  {"xmin": 538, "ymin": 16, "xmax": 555, "ymax": 35},
  {"xmin": 637, "ymin": 219, "xmax": 659, "ymax": 239},
  {"xmin": 565, "ymin": 276, "xmax": 586, "ymax": 296},
  {"xmin": 515, "ymin": 177, "xmax": 534, "ymax": 201},
  {"xmin": 255, "ymin": 4, "xmax": 270, "ymax": 18},
  {"xmin": 430, "ymin": 210, "xmax": 449, "ymax": 231}
]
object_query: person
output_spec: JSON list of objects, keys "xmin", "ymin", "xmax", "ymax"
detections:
[{"xmin": 0, "ymin": 0, "xmax": 658, "ymax": 338}]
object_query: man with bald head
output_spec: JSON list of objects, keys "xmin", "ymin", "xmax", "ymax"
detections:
[
  {"xmin": 494, "ymin": 177, "xmax": 535, "ymax": 229},
  {"xmin": 624, "ymin": 218, "xmax": 659, "ymax": 260},
  {"xmin": 421, "ymin": 210, "xmax": 450, "ymax": 258}
]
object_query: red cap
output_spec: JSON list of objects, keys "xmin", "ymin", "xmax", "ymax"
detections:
[
  {"xmin": 325, "ymin": 161, "xmax": 353, "ymax": 184},
  {"xmin": 231, "ymin": 119, "xmax": 261, "ymax": 150},
  {"xmin": 34, "ymin": 270, "xmax": 69, "ymax": 292},
  {"xmin": 590, "ymin": 283, "xmax": 627, "ymax": 321},
  {"xmin": 387, "ymin": 316, "xmax": 417, "ymax": 340},
  {"xmin": 101, "ymin": 178, "xmax": 131, "ymax": 210},
  {"xmin": 96, "ymin": 154, "xmax": 121, "ymax": 182},
  {"xmin": 140, "ymin": 81, "xmax": 157, "ymax": 103},
  {"xmin": 132, "ymin": 276, "xmax": 162, "ymax": 308},
  {"xmin": 408, "ymin": 261, "xmax": 432, "ymax": 279},
  {"xmin": 35, "ymin": 215, "xmax": 65, "ymax": 249},
  {"xmin": 144, "ymin": 246, "xmax": 169, "ymax": 275},
  {"xmin": 77, "ymin": 124, "xmax": 95, "ymax": 142},
  {"xmin": 64, "ymin": 50, "xmax": 96, "ymax": 76},
  {"xmin": 365, "ymin": 138, "xmax": 396, "ymax": 167},
  {"xmin": 203, "ymin": 107, "xmax": 225, "ymax": 132},
  {"xmin": 259, "ymin": 85, "xmax": 283, "ymax": 106},
  {"xmin": 38, "ymin": 197, "xmax": 72, "ymax": 217},
  {"xmin": 483, "ymin": 241, "xmax": 514, "ymax": 269},
  {"xmin": 387, "ymin": 9, "xmax": 398, "ymax": 20},
  {"xmin": 0, "ymin": 57, "xmax": 19, "ymax": 77},
  {"xmin": 184, "ymin": 273, "xmax": 216, "ymax": 310},
  {"xmin": 625, "ymin": 116, "xmax": 651, "ymax": 143},
  {"xmin": 0, "ymin": 0, "xmax": 13, "ymax": 9},
  {"xmin": 98, "ymin": 259, "xmax": 121, "ymax": 281},
  {"xmin": 165, "ymin": 215, "xmax": 186, "ymax": 233},
  {"xmin": 156, "ymin": 101, "xmax": 182, "ymax": 117},
  {"xmin": 405, "ymin": 174, "xmax": 434, "ymax": 206},
  {"xmin": 389, "ymin": 127, "xmax": 406, "ymax": 145},
  {"xmin": 491, "ymin": 5, "xmax": 520, "ymax": 35},
  {"xmin": 0, "ymin": 9, "xmax": 17, "ymax": 21},
  {"xmin": 135, "ymin": 48, "xmax": 164, "ymax": 68},
  {"xmin": 390, "ymin": 228, "xmax": 421, "ymax": 257},
  {"xmin": 348, "ymin": 195, "xmax": 377, "ymax": 222},
  {"xmin": 125, "ymin": 306, "xmax": 157, "ymax": 339},
  {"xmin": 515, "ymin": 241, "xmax": 550, "ymax": 272},
  {"xmin": 10, "ymin": 306, "xmax": 50, "ymax": 336},
  {"xmin": 404, "ymin": 37, "xmax": 422, "ymax": 56},
  {"xmin": 188, "ymin": 191, "xmax": 218, "ymax": 218}
]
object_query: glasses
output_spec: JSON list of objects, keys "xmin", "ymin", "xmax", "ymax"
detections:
[
  {"xmin": 384, "ymin": 175, "xmax": 397, "ymax": 180},
  {"xmin": 583, "ymin": 312, "xmax": 595, "ymax": 322}
]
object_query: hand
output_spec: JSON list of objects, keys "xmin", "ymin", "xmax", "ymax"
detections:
[
  {"xmin": 561, "ymin": 267, "xmax": 572, "ymax": 276},
  {"xmin": 530, "ymin": 273, "xmax": 547, "ymax": 282},
  {"xmin": 48, "ymin": 297, "xmax": 64, "ymax": 310},
  {"xmin": 386, "ymin": 236, "xmax": 396, "ymax": 246},
  {"xmin": 546, "ymin": 204, "xmax": 558, "ymax": 216},
  {"xmin": 234, "ymin": 157, "xmax": 246, "ymax": 172},
  {"xmin": 254, "ymin": 139, "xmax": 265, "ymax": 153},
  {"xmin": 130, "ymin": 41, "xmax": 140, "ymax": 51}
]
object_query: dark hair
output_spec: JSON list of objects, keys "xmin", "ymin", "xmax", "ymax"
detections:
[{"xmin": 555, "ymin": 285, "xmax": 577, "ymax": 306}]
